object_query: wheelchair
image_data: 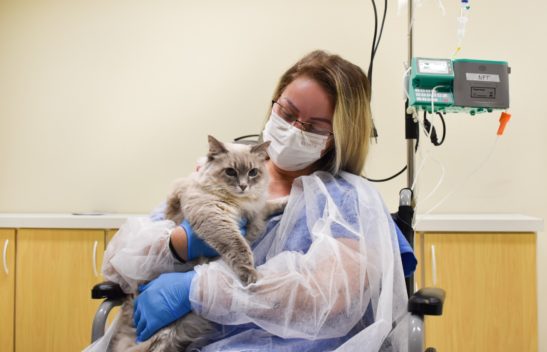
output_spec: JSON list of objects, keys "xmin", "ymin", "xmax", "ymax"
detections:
[{"xmin": 90, "ymin": 136, "xmax": 445, "ymax": 352}]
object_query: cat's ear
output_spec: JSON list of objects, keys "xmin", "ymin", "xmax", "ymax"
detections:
[
  {"xmin": 250, "ymin": 141, "xmax": 270, "ymax": 160},
  {"xmin": 207, "ymin": 135, "xmax": 228, "ymax": 159}
]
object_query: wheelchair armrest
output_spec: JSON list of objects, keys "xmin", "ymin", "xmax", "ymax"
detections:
[
  {"xmin": 408, "ymin": 287, "xmax": 445, "ymax": 316},
  {"xmin": 90, "ymin": 281, "xmax": 127, "ymax": 343},
  {"xmin": 91, "ymin": 281, "xmax": 127, "ymax": 300}
]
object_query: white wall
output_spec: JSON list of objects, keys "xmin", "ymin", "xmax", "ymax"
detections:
[{"xmin": 1, "ymin": 0, "xmax": 545, "ymax": 349}]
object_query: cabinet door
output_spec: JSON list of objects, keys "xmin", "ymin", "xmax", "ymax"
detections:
[
  {"xmin": 0, "ymin": 229, "xmax": 15, "ymax": 352},
  {"xmin": 15, "ymin": 229, "xmax": 105, "ymax": 352},
  {"xmin": 421, "ymin": 232, "xmax": 537, "ymax": 352}
]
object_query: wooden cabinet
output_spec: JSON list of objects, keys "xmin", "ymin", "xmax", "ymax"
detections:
[
  {"xmin": 15, "ymin": 229, "xmax": 106, "ymax": 352},
  {"xmin": 106, "ymin": 229, "xmax": 118, "ymax": 245},
  {"xmin": 0, "ymin": 229, "xmax": 15, "ymax": 352},
  {"xmin": 415, "ymin": 232, "xmax": 537, "ymax": 352}
]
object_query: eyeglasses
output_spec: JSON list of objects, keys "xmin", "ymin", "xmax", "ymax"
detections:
[{"xmin": 271, "ymin": 100, "xmax": 334, "ymax": 137}]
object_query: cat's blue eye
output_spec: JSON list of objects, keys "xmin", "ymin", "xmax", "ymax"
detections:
[
  {"xmin": 225, "ymin": 168, "xmax": 237, "ymax": 177},
  {"xmin": 248, "ymin": 168, "xmax": 258, "ymax": 177}
]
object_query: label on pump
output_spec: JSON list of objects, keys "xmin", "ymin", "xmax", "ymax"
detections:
[{"xmin": 466, "ymin": 73, "xmax": 501, "ymax": 82}]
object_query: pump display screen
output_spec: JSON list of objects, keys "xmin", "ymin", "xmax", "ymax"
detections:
[{"xmin": 418, "ymin": 59, "xmax": 451, "ymax": 74}]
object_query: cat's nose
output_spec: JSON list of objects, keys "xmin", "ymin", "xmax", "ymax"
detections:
[{"xmin": 239, "ymin": 184, "xmax": 247, "ymax": 191}]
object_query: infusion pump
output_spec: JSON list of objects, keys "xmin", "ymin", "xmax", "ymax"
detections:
[{"xmin": 408, "ymin": 57, "xmax": 510, "ymax": 114}]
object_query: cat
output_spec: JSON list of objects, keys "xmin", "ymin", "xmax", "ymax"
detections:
[{"xmin": 108, "ymin": 135, "xmax": 286, "ymax": 352}]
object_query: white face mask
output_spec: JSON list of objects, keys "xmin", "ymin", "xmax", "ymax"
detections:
[{"xmin": 262, "ymin": 112, "xmax": 330, "ymax": 171}]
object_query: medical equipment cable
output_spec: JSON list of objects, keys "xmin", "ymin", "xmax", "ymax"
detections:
[
  {"xmin": 415, "ymin": 112, "xmax": 447, "ymax": 203},
  {"xmin": 366, "ymin": 166, "xmax": 407, "ymax": 183},
  {"xmin": 367, "ymin": 64, "xmax": 449, "ymax": 183},
  {"xmin": 374, "ymin": 0, "xmax": 388, "ymax": 56},
  {"xmin": 366, "ymin": 110, "xmax": 446, "ymax": 183},
  {"xmin": 368, "ymin": 0, "xmax": 387, "ymax": 84},
  {"xmin": 233, "ymin": 134, "xmax": 260, "ymax": 142},
  {"xmin": 370, "ymin": 66, "xmax": 414, "ymax": 183},
  {"xmin": 365, "ymin": 110, "xmax": 422, "ymax": 183},
  {"xmin": 368, "ymin": 0, "xmax": 387, "ymax": 143},
  {"xmin": 366, "ymin": 121, "xmax": 421, "ymax": 183},
  {"xmin": 365, "ymin": 0, "xmax": 413, "ymax": 184},
  {"xmin": 368, "ymin": 0, "xmax": 378, "ymax": 83},
  {"xmin": 423, "ymin": 111, "xmax": 446, "ymax": 146},
  {"xmin": 435, "ymin": 112, "xmax": 446, "ymax": 145},
  {"xmin": 413, "ymin": 113, "xmax": 447, "ymax": 206},
  {"xmin": 234, "ymin": 132, "xmax": 409, "ymax": 183}
]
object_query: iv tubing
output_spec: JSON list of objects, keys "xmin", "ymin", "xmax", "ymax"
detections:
[{"xmin": 424, "ymin": 136, "xmax": 500, "ymax": 215}]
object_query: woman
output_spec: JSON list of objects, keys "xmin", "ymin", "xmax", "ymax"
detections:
[{"xmin": 135, "ymin": 50, "xmax": 415, "ymax": 351}]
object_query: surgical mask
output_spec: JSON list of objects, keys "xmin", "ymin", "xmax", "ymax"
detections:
[{"xmin": 262, "ymin": 112, "xmax": 329, "ymax": 171}]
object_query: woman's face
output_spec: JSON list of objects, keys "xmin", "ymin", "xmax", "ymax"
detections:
[
  {"xmin": 265, "ymin": 76, "xmax": 335, "ymax": 176},
  {"xmin": 275, "ymin": 76, "xmax": 334, "ymax": 139}
]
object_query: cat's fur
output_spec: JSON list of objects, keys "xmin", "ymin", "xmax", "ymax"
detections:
[{"xmin": 108, "ymin": 135, "xmax": 286, "ymax": 352}]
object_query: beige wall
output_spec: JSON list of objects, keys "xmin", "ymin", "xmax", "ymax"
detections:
[{"xmin": 1, "ymin": 0, "xmax": 545, "ymax": 349}]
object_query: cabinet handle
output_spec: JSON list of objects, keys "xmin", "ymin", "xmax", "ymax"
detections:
[
  {"xmin": 431, "ymin": 244, "xmax": 437, "ymax": 286},
  {"xmin": 2, "ymin": 239, "xmax": 9, "ymax": 275},
  {"xmin": 92, "ymin": 240, "xmax": 99, "ymax": 277}
]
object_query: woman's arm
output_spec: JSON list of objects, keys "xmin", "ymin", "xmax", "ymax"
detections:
[
  {"xmin": 190, "ymin": 235, "xmax": 378, "ymax": 340},
  {"xmin": 170, "ymin": 226, "xmax": 189, "ymax": 261}
]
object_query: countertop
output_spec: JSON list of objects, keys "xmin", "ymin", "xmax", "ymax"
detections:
[
  {"xmin": 0, "ymin": 213, "xmax": 144, "ymax": 229},
  {"xmin": 0, "ymin": 213, "xmax": 543, "ymax": 232},
  {"xmin": 414, "ymin": 213, "xmax": 543, "ymax": 232}
]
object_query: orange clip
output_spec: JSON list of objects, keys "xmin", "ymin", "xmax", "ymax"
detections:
[{"xmin": 497, "ymin": 112, "xmax": 511, "ymax": 136}]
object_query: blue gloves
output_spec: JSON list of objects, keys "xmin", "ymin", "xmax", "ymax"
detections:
[
  {"xmin": 133, "ymin": 218, "xmax": 247, "ymax": 342},
  {"xmin": 182, "ymin": 218, "xmax": 247, "ymax": 261},
  {"xmin": 134, "ymin": 271, "xmax": 196, "ymax": 342}
]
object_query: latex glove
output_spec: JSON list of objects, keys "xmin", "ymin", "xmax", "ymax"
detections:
[
  {"xmin": 133, "ymin": 271, "xmax": 196, "ymax": 342},
  {"xmin": 182, "ymin": 218, "xmax": 247, "ymax": 261}
]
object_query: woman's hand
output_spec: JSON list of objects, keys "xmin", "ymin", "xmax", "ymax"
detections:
[
  {"xmin": 134, "ymin": 271, "xmax": 196, "ymax": 342},
  {"xmin": 170, "ymin": 218, "xmax": 248, "ymax": 261}
]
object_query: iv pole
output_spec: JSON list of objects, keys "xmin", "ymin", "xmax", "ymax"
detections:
[
  {"xmin": 399, "ymin": 5, "xmax": 446, "ymax": 345},
  {"xmin": 400, "ymin": 0, "xmax": 419, "ymax": 296},
  {"xmin": 407, "ymin": 0, "xmax": 416, "ymax": 188}
]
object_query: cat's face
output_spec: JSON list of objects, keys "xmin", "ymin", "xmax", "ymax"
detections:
[{"xmin": 200, "ymin": 135, "xmax": 270, "ymax": 198}]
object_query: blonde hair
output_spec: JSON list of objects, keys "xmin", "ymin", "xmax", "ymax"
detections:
[{"xmin": 269, "ymin": 50, "xmax": 372, "ymax": 175}]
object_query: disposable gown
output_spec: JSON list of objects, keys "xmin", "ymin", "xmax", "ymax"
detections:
[
  {"xmin": 101, "ymin": 216, "xmax": 178, "ymax": 293},
  {"xmin": 86, "ymin": 171, "xmax": 410, "ymax": 351},
  {"xmin": 190, "ymin": 171, "xmax": 410, "ymax": 351}
]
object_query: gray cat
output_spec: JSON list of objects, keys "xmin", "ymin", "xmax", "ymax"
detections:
[{"xmin": 108, "ymin": 135, "xmax": 286, "ymax": 352}]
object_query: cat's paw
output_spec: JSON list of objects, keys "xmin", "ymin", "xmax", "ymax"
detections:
[
  {"xmin": 245, "ymin": 227, "xmax": 262, "ymax": 243},
  {"xmin": 237, "ymin": 265, "xmax": 258, "ymax": 286}
]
